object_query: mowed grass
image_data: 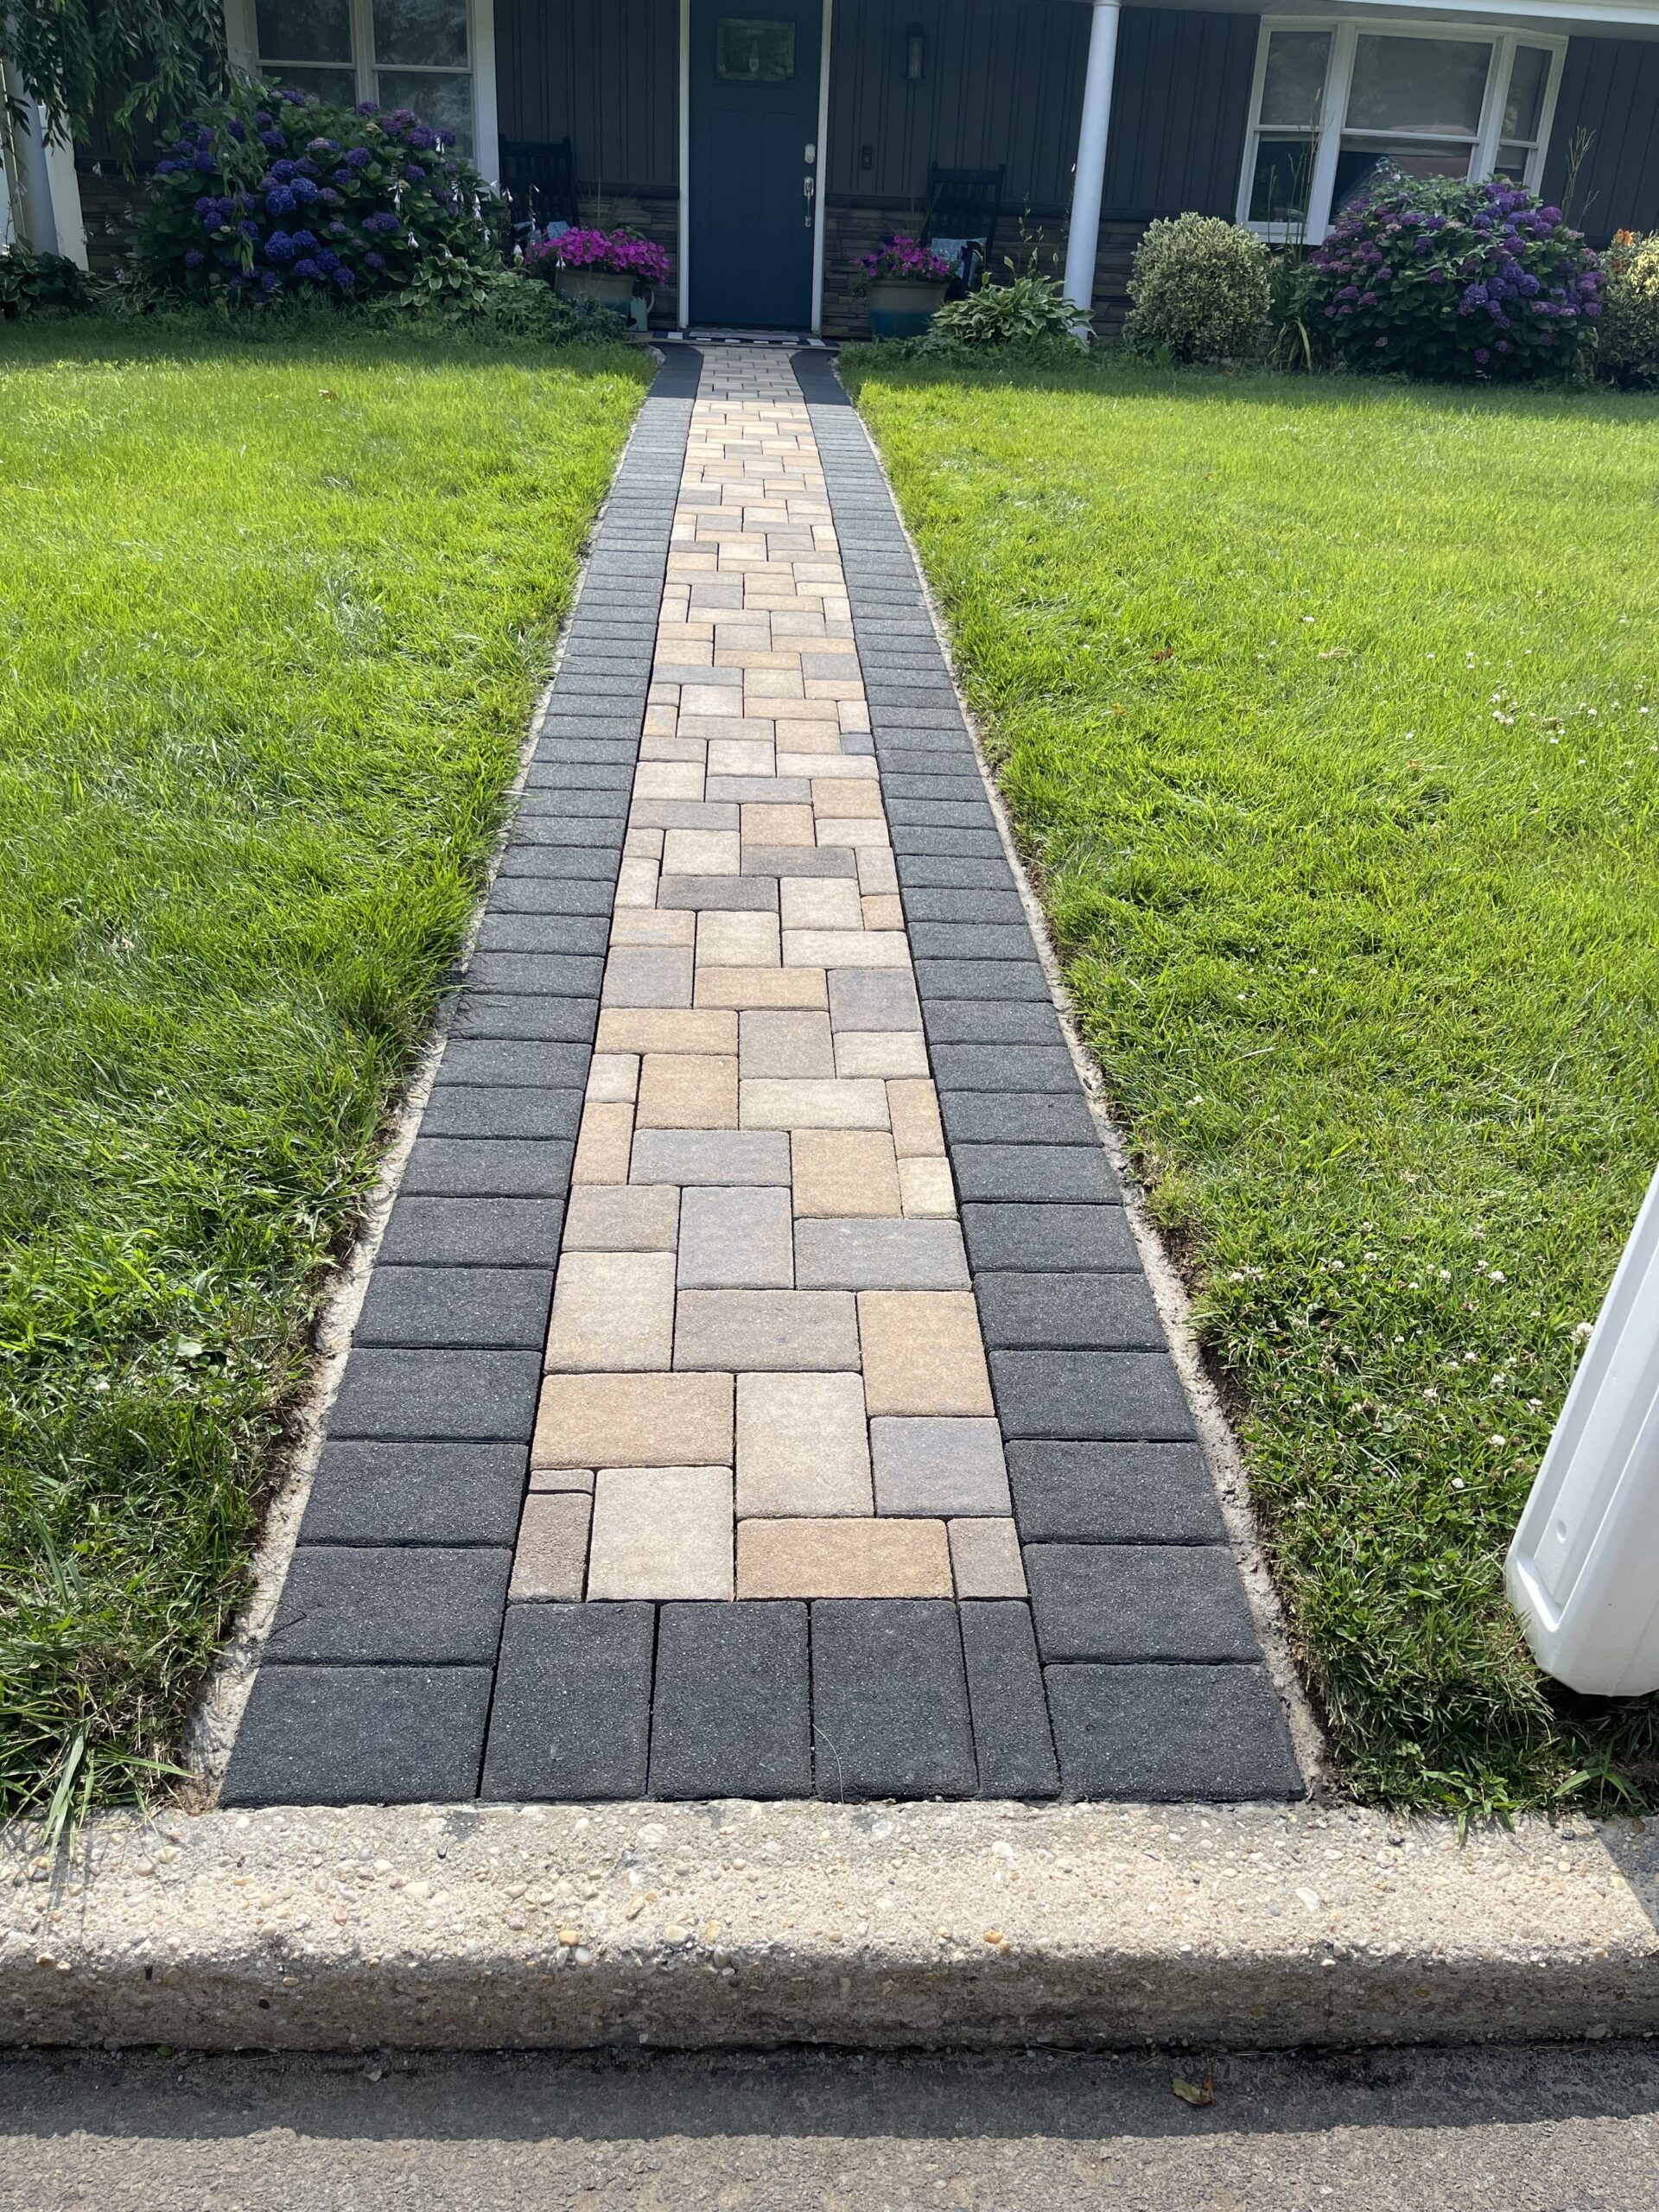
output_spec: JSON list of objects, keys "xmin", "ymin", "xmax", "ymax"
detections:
[
  {"xmin": 844, "ymin": 352, "xmax": 1659, "ymax": 1817},
  {"xmin": 0, "ymin": 320, "xmax": 649, "ymax": 1820}
]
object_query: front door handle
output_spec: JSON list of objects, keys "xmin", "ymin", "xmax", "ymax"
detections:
[{"xmin": 803, "ymin": 174, "xmax": 816, "ymax": 227}]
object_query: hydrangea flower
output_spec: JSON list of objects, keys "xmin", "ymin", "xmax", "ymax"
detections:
[{"xmin": 1305, "ymin": 172, "xmax": 1601, "ymax": 381}]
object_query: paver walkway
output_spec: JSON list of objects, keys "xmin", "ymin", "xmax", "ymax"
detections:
[{"xmin": 223, "ymin": 346, "xmax": 1303, "ymax": 1808}]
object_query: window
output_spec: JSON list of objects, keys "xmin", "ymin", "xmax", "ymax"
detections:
[
  {"xmin": 715, "ymin": 18, "xmax": 796, "ymax": 81},
  {"xmin": 1239, "ymin": 21, "xmax": 1566, "ymax": 242},
  {"xmin": 251, "ymin": 0, "xmax": 477, "ymax": 156}
]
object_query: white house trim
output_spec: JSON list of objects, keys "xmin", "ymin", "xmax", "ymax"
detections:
[
  {"xmin": 677, "ymin": 0, "xmax": 691, "ymax": 331},
  {"xmin": 1237, "ymin": 15, "xmax": 1572, "ymax": 244},
  {"xmin": 810, "ymin": 0, "xmax": 834, "ymax": 334}
]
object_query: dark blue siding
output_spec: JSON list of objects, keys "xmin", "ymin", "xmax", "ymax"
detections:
[{"xmin": 1543, "ymin": 36, "xmax": 1659, "ymax": 243}]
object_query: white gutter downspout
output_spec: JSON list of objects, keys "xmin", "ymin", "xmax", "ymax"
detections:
[{"xmin": 1061, "ymin": 0, "xmax": 1121, "ymax": 336}]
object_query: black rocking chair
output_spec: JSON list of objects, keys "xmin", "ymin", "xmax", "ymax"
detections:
[
  {"xmin": 921, "ymin": 162, "xmax": 1006, "ymax": 292},
  {"xmin": 499, "ymin": 136, "xmax": 579, "ymax": 243}
]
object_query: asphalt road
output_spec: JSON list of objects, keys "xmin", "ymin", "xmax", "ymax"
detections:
[{"xmin": 3, "ymin": 2040, "xmax": 1659, "ymax": 2210}]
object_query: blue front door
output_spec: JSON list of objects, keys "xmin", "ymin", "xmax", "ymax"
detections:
[{"xmin": 689, "ymin": 1, "xmax": 822, "ymax": 328}]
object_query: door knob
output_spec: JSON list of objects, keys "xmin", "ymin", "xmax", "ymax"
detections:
[{"xmin": 803, "ymin": 173, "xmax": 816, "ymax": 227}]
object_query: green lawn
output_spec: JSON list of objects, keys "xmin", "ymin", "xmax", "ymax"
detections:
[
  {"xmin": 0, "ymin": 320, "xmax": 649, "ymax": 1821},
  {"xmin": 844, "ymin": 351, "xmax": 1659, "ymax": 1818}
]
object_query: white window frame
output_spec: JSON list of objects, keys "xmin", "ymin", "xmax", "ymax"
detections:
[
  {"xmin": 1236, "ymin": 16, "xmax": 1567, "ymax": 244},
  {"xmin": 225, "ymin": 0, "xmax": 499, "ymax": 183}
]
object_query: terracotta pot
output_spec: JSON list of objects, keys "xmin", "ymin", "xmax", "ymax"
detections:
[
  {"xmin": 867, "ymin": 275, "xmax": 950, "ymax": 340},
  {"xmin": 554, "ymin": 266, "xmax": 635, "ymax": 313}
]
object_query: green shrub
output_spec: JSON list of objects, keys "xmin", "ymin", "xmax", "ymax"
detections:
[
  {"xmin": 134, "ymin": 80, "xmax": 505, "ymax": 308},
  {"xmin": 0, "ymin": 243, "xmax": 92, "ymax": 318},
  {"xmin": 1122, "ymin": 213, "xmax": 1271, "ymax": 364},
  {"xmin": 1304, "ymin": 173, "xmax": 1602, "ymax": 381},
  {"xmin": 1600, "ymin": 231, "xmax": 1659, "ymax": 387},
  {"xmin": 926, "ymin": 266, "xmax": 1084, "ymax": 353}
]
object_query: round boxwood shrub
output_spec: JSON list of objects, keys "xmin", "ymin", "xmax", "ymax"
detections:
[
  {"xmin": 135, "ymin": 82, "xmax": 505, "ymax": 308},
  {"xmin": 1599, "ymin": 230, "xmax": 1659, "ymax": 388},
  {"xmin": 1122, "ymin": 213, "xmax": 1272, "ymax": 364},
  {"xmin": 1305, "ymin": 173, "xmax": 1602, "ymax": 380}
]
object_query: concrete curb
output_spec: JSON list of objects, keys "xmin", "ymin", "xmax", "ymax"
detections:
[{"xmin": 6, "ymin": 1799, "xmax": 1657, "ymax": 2052}]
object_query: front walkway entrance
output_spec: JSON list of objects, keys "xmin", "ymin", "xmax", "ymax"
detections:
[{"xmin": 687, "ymin": 0, "xmax": 823, "ymax": 328}]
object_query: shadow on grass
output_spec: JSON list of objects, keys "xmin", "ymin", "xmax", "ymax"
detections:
[
  {"xmin": 837, "ymin": 340, "xmax": 1659, "ymax": 429},
  {"xmin": 0, "ymin": 308, "xmax": 652, "ymax": 380}
]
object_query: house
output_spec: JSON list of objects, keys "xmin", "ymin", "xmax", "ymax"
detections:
[{"xmin": 16, "ymin": 0, "xmax": 1659, "ymax": 333}]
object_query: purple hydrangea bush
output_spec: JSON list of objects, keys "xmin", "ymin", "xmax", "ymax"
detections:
[
  {"xmin": 524, "ymin": 227, "xmax": 671, "ymax": 289},
  {"xmin": 135, "ymin": 84, "xmax": 505, "ymax": 307},
  {"xmin": 855, "ymin": 234, "xmax": 956, "ymax": 289},
  {"xmin": 1306, "ymin": 173, "xmax": 1603, "ymax": 380}
]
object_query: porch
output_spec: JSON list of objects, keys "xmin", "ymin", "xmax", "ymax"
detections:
[
  {"xmin": 12, "ymin": 0, "xmax": 1653, "ymax": 319},
  {"xmin": 149, "ymin": 0, "xmax": 1650, "ymax": 337}
]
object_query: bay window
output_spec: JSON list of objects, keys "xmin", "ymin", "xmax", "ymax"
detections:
[
  {"xmin": 232, "ymin": 0, "xmax": 490, "ymax": 165},
  {"xmin": 1239, "ymin": 20, "xmax": 1566, "ymax": 242}
]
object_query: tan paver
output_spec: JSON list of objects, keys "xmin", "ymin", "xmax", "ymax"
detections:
[
  {"xmin": 634, "ymin": 1052, "xmax": 740, "ymax": 1131},
  {"xmin": 736, "ymin": 1517, "xmax": 953, "ymax": 1598},
  {"xmin": 858, "ymin": 1293, "xmax": 996, "ymax": 1417},
  {"xmin": 529, "ymin": 1465, "xmax": 595, "ymax": 1494},
  {"xmin": 738, "ymin": 1008, "xmax": 836, "ymax": 1079},
  {"xmin": 735, "ymin": 1370, "xmax": 872, "ymax": 1516},
  {"xmin": 783, "ymin": 930, "xmax": 910, "ymax": 970},
  {"xmin": 533, "ymin": 1372, "xmax": 734, "ymax": 1469},
  {"xmin": 779, "ymin": 876, "xmax": 864, "ymax": 931},
  {"xmin": 741, "ymin": 1077, "xmax": 890, "ymax": 1130},
  {"xmin": 675, "ymin": 1288, "xmax": 859, "ymax": 1371},
  {"xmin": 697, "ymin": 908, "xmax": 781, "ymax": 968},
  {"xmin": 887, "ymin": 1078, "xmax": 946, "ymax": 1157},
  {"xmin": 587, "ymin": 1465, "xmax": 734, "ymax": 1600},
  {"xmin": 791, "ymin": 1128, "xmax": 903, "ymax": 1217},
  {"xmin": 571, "ymin": 1102, "xmax": 633, "ymax": 1185},
  {"xmin": 948, "ymin": 1517, "xmax": 1029, "ymax": 1599},
  {"xmin": 510, "ymin": 1492, "xmax": 592, "ymax": 1601},
  {"xmin": 899, "ymin": 1157, "xmax": 958, "ymax": 1217},
  {"xmin": 544, "ymin": 1250, "xmax": 677, "ymax": 1373},
  {"xmin": 695, "ymin": 964, "xmax": 829, "ymax": 1011},
  {"xmin": 597, "ymin": 1007, "xmax": 738, "ymax": 1056},
  {"xmin": 833, "ymin": 1029, "xmax": 930, "ymax": 1079},
  {"xmin": 563, "ymin": 1184, "xmax": 680, "ymax": 1252}
]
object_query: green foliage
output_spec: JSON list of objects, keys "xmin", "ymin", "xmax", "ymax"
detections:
[
  {"xmin": 846, "ymin": 349, "xmax": 1659, "ymax": 1815},
  {"xmin": 3, "ymin": 0, "xmax": 226, "ymax": 146},
  {"xmin": 0, "ymin": 244, "xmax": 93, "ymax": 319},
  {"xmin": 134, "ymin": 83, "xmax": 505, "ymax": 308},
  {"xmin": 0, "ymin": 318, "xmax": 649, "ymax": 1817},
  {"xmin": 1122, "ymin": 213, "xmax": 1272, "ymax": 365},
  {"xmin": 926, "ymin": 266, "xmax": 1085, "ymax": 353},
  {"xmin": 1600, "ymin": 232, "xmax": 1659, "ymax": 388},
  {"xmin": 1305, "ymin": 174, "xmax": 1603, "ymax": 383}
]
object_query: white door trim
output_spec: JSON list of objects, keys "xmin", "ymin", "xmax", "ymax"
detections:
[
  {"xmin": 810, "ymin": 0, "xmax": 833, "ymax": 334},
  {"xmin": 677, "ymin": 0, "xmax": 692, "ymax": 331}
]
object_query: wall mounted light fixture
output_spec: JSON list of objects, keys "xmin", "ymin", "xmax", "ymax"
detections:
[{"xmin": 905, "ymin": 23, "xmax": 926, "ymax": 80}]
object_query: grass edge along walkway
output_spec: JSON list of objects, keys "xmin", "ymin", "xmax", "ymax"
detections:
[
  {"xmin": 0, "ymin": 321, "xmax": 650, "ymax": 1822},
  {"xmin": 842, "ymin": 348, "xmax": 1659, "ymax": 1821}
]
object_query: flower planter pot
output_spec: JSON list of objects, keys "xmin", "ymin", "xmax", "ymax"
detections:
[
  {"xmin": 868, "ymin": 276, "xmax": 950, "ymax": 340},
  {"xmin": 555, "ymin": 266, "xmax": 635, "ymax": 313}
]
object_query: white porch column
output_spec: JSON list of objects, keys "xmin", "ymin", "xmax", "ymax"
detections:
[
  {"xmin": 1062, "ymin": 0, "xmax": 1121, "ymax": 334},
  {"xmin": 1, "ymin": 64, "xmax": 61, "ymax": 255}
]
